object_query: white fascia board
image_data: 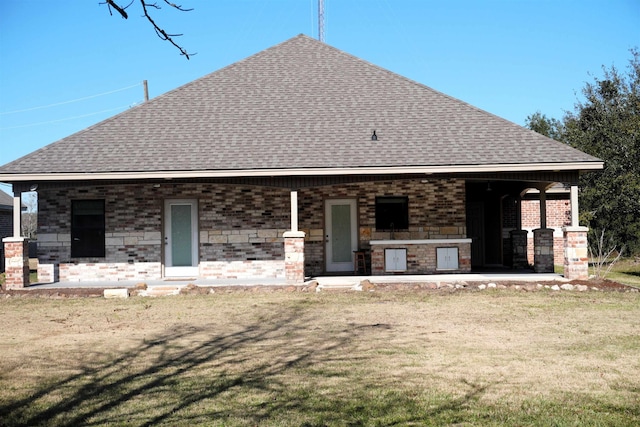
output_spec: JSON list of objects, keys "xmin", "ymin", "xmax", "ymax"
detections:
[{"xmin": 0, "ymin": 161, "xmax": 604, "ymax": 182}]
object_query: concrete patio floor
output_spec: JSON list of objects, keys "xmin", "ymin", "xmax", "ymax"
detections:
[{"xmin": 23, "ymin": 271, "xmax": 568, "ymax": 290}]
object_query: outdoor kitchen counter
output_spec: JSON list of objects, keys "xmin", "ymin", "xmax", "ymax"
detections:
[{"xmin": 369, "ymin": 239, "xmax": 472, "ymax": 274}]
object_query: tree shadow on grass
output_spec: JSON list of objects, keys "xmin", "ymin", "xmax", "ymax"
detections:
[{"xmin": 1, "ymin": 304, "xmax": 493, "ymax": 426}]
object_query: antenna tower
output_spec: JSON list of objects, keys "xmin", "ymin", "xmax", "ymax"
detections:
[{"xmin": 318, "ymin": 0, "xmax": 325, "ymax": 42}]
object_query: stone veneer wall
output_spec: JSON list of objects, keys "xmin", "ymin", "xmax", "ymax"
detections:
[
  {"xmin": 37, "ymin": 183, "xmax": 291, "ymax": 282},
  {"xmin": 35, "ymin": 179, "xmax": 466, "ymax": 281},
  {"xmin": 563, "ymin": 227, "xmax": 589, "ymax": 280},
  {"xmin": 298, "ymin": 179, "xmax": 467, "ymax": 276}
]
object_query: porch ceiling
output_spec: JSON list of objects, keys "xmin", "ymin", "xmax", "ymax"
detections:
[{"xmin": 10, "ymin": 169, "xmax": 581, "ymax": 193}]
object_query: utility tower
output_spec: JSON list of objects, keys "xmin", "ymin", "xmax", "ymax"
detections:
[{"xmin": 318, "ymin": 0, "xmax": 325, "ymax": 42}]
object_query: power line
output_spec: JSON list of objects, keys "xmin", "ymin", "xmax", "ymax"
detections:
[
  {"xmin": 0, "ymin": 104, "xmax": 135, "ymax": 130},
  {"xmin": 0, "ymin": 83, "xmax": 142, "ymax": 116}
]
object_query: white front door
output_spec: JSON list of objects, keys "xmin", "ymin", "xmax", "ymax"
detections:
[
  {"xmin": 325, "ymin": 199, "xmax": 358, "ymax": 272},
  {"xmin": 164, "ymin": 199, "xmax": 199, "ymax": 277}
]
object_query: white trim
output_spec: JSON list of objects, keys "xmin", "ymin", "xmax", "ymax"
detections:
[
  {"xmin": 13, "ymin": 194, "xmax": 21, "ymax": 237},
  {"xmin": 570, "ymin": 185, "xmax": 579, "ymax": 227},
  {"xmin": 283, "ymin": 231, "xmax": 306, "ymax": 238},
  {"xmin": 290, "ymin": 190, "xmax": 298, "ymax": 232},
  {"xmin": 2, "ymin": 236, "xmax": 28, "ymax": 243},
  {"xmin": 562, "ymin": 226, "xmax": 589, "ymax": 232},
  {"xmin": 370, "ymin": 239, "xmax": 472, "ymax": 245},
  {"xmin": 0, "ymin": 161, "xmax": 604, "ymax": 182}
]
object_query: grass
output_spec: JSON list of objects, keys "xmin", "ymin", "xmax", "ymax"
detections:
[
  {"xmin": 0, "ymin": 290, "xmax": 638, "ymax": 426},
  {"xmin": 604, "ymin": 258, "xmax": 640, "ymax": 288}
]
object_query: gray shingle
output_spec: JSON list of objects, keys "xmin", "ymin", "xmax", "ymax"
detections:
[{"xmin": 0, "ymin": 35, "xmax": 599, "ymax": 175}]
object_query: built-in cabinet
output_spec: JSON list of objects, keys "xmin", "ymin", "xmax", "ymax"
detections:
[
  {"xmin": 370, "ymin": 239, "xmax": 471, "ymax": 275},
  {"xmin": 436, "ymin": 247, "xmax": 459, "ymax": 270},
  {"xmin": 385, "ymin": 248, "xmax": 407, "ymax": 272}
]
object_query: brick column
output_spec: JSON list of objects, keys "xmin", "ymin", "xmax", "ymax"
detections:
[
  {"xmin": 533, "ymin": 228, "xmax": 554, "ymax": 273},
  {"xmin": 283, "ymin": 231, "xmax": 305, "ymax": 284},
  {"xmin": 2, "ymin": 237, "xmax": 30, "ymax": 289},
  {"xmin": 563, "ymin": 226, "xmax": 589, "ymax": 280},
  {"xmin": 510, "ymin": 230, "xmax": 529, "ymax": 269},
  {"xmin": 370, "ymin": 246, "xmax": 384, "ymax": 275}
]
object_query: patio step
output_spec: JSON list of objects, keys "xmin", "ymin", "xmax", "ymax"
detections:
[
  {"xmin": 139, "ymin": 285, "xmax": 182, "ymax": 297},
  {"xmin": 315, "ymin": 281, "xmax": 362, "ymax": 292}
]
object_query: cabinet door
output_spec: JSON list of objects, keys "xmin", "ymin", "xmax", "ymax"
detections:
[
  {"xmin": 437, "ymin": 247, "xmax": 459, "ymax": 270},
  {"xmin": 385, "ymin": 249, "xmax": 407, "ymax": 272}
]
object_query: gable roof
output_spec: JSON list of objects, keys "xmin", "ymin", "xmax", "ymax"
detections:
[{"xmin": 0, "ymin": 35, "xmax": 601, "ymax": 182}]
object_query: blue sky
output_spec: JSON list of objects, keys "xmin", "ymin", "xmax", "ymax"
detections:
[{"xmin": 0, "ymin": 0, "xmax": 638, "ymax": 195}]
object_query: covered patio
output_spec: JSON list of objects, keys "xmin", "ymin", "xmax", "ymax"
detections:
[{"xmin": 21, "ymin": 270, "xmax": 568, "ymax": 293}]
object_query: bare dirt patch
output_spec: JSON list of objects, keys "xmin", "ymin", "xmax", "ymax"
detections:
[{"xmin": 0, "ymin": 277, "xmax": 634, "ymax": 300}]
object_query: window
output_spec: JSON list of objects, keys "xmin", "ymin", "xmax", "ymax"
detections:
[
  {"xmin": 71, "ymin": 200, "xmax": 105, "ymax": 257},
  {"xmin": 375, "ymin": 196, "xmax": 409, "ymax": 230}
]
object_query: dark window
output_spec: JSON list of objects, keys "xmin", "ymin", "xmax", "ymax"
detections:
[
  {"xmin": 375, "ymin": 197, "xmax": 409, "ymax": 230},
  {"xmin": 71, "ymin": 200, "xmax": 105, "ymax": 258}
]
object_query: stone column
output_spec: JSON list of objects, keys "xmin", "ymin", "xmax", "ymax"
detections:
[
  {"xmin": 510, "ymin": 230, "xmax": 529, "ymax": 269},
  {"xmin": 283, "ymin": 231, "xmax": 305, "ymax": 284},
  {"xmin": 563, "ymin": 226, "xmax": 589, "ymax": 280},
  {"xmin": 533, "ymin": 228, "xmax": 554, "ymax": 273},
  {"xmin": 2, "ymin": 237, "xmax": 30, "ymax": 289}
]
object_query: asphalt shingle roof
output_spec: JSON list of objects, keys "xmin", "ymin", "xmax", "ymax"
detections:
[
  {"xmin": 0, "ymin": 35, "xmax": 600, "ymax": 176},
  {"xmin": 0, "ymin": 190, "xmax": 14, "ymax": 209}
]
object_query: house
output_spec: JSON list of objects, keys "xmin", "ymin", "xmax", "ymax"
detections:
[
  {"xmin": 0, "ymin": 190, "xmax": 16, "ymax": 272},
  {"xmin": 0, "ymin": 35, "xmax": 602, "ymax": 288}
]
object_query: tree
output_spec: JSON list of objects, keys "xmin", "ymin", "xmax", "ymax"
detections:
[
  {"xmin": 527, "ymin": 49, "xmax": 640, "ymax": 254},
  {"xmin": 565, "ymin": 49, "xmax": 640, "ymax": 254},
  {"xmin": 21, "ymin": 192, "xmax": 37, "ymax": 240},
  {"xmin": 102, "ymin": 0, "xmax": 194, "ymax": 59},
  {"xmin": 525, "ymin": 111, "xmax": 564, "ymax": 141}
]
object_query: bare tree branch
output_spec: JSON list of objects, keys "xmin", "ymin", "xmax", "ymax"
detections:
[
  {"xmin": 162, "ymin": 1, "xmax": 193, "ymax": 12},
  {"xmin": 101, "ymin": 0, "xmax": 194, "ymax": 59},
  {"xmin": 140, "ymin": 0, "xmax": 193, "ymax": 59},
  {"xmin": 588, "ymin": 228, "xmax": 626, "ymax": 279},
  {"xmin": 103, "ymin": 0, "xmax": 133, "ymax": 19}
]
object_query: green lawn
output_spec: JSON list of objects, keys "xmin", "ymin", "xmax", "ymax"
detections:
[{"xmin": 605, "ymin": 258, "xmax": 640, "ymax": 288}]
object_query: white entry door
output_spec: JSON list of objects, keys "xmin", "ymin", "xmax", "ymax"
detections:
[
  {"xmin": 164, "ymin": 199, "xmax": 199, "ymax": 277},
  {"xmin": 325, "ymin": 199, "xmax": 358, "ymax": 272}
]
